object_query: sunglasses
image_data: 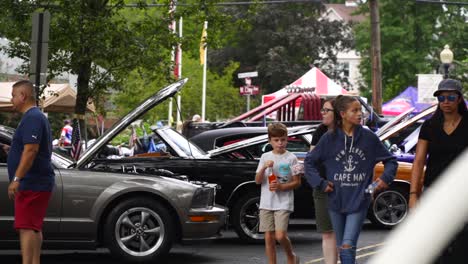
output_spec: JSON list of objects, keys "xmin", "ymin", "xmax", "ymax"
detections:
[
  {"xmin": 320, "ymin": 108, "xmax": 334, "ymax": 114},
  {"xmin": 437, "ymin": 95, "xmax": 458, "ymax": 103}
]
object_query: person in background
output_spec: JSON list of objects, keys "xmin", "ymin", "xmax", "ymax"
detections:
[
  {"xmin": 310, "ymin": 98, "xmax": 337, "ymax": 264},
  {"xmin": 192, "ymin": 114, "xmax": 202, "ymax": 122},
  {"xmin": 409, "ymin": 79, "xmax": 468, "ymax": 263},
  {"xmin": 7, "ymin": 80, "xmax": 55, "ymax": 264},
  {"xmin": 255, "ymin": 123, "xmax": 301, "ymax": 264},
  {"xmin": 304, "ymin": 95, "xmax": 397, "ymax": 264},
  {"xmin": 59, "ymin": 119, "xmax": 73, "ymax": 147}
]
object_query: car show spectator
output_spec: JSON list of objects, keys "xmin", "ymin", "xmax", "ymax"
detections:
[
  {"xmin": 409, "ymin": 79, "xmax": 468, "ymax": 263},
  {"xmin": 59, "ymin": 119, "xmax": 73, "ymax": 146},
  {"xmin": 305, "ymin": 95, "xmax": 397, "ymax": 264},
  {"xmin": 310, "ymin": 98, "xmax": 338, "ymax": 264},
  {"xmin": 7, "ymin": 80, "xmax": 55, "ymax": 264},
  {"xmin": 255, "ymin": 123, "xmax": 301, "ymax": 264}
]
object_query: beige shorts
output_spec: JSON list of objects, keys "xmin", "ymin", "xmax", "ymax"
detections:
[{"xmin": 259, "ymin": 209, "xmax": 290, "ymax": 232}]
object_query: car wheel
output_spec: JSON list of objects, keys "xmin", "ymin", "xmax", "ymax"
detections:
[
  {"xmin": 369, "ymin": 186, "xmax": 408, "ymax": 228},
  {"xmin": 231, "ymin": 192, "xmax": 263, "ymax": 243},
  {"xmin": 104, "ymin": 198, "xmax": 175, "ymax": 262}
]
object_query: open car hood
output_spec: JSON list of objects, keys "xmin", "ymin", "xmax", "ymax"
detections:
[
  {"xmin": 375, "ymin": 107, "xmax": 416, "ymax": 137},
  {"xmin": 379, "ymin": 104, "xmax": 437, "ymax": 141},
  {"xmin": 77, "ymin": 78, "xmax": 188, "ymax": 168}
]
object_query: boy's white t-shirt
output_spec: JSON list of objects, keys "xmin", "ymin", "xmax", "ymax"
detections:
[{"xmin": 256, "ymin": 151, "xmax": 298, "ymax": 212}]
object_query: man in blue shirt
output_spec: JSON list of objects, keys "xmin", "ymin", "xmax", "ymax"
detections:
[{"xmin": 7, "ymin": 80, "xmax": 55, "ymax": 264}]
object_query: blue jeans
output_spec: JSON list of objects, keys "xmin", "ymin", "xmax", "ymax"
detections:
[{"xmin": 328, "ymin": 209, "xmax": 367, "ymax": 264}]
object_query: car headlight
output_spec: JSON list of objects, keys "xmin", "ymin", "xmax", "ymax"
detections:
[{"xmin": 191, "ymin": 186, "xmax": 215, "ymax": 209}]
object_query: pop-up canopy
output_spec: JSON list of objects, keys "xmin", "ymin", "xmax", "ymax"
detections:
[
  {"xmin": 0, "ymin": 82, "xmax": 95, "ymax": 113},
  {"xmin": 382, "ymin": 86, "xmax": 433, "ymax": 116},
  {"xmin": 262, "ymin": 67, "xmax": 348, "ymax": 104}
]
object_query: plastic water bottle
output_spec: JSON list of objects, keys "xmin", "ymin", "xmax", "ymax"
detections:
[
  {"xmin": 268, "ymin": 173, "xmax": 277, "ymax": 185},
  {"xmin": 365, "ymin": 181, "xmax": 379, "ymax": 194}
]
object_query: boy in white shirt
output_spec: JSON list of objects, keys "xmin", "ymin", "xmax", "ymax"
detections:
[{"xmin": 255, "ymin": 123, "xmax": 302, "ymax": 264}]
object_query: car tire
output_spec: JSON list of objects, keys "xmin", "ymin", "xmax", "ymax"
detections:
[
  {"xmin": 369, "ymin": 186, "xmax": 409, "ymax": 228},
  {"xmin": 231, "ymin": 191, "xmax": 263, "ymax": 243},
  {"xmin": 104, "ymin": 198, "xmax": 175, "ymax": 262}
]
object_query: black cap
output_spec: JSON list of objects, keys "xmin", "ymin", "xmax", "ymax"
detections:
[{"xmin": 433, "ymin": 79, "xmax": 462, "ymax": 96}]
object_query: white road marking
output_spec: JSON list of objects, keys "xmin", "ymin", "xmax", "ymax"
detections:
[{"xmin": 305, "ymin": 243, "xmax": 384, "ymax": 263}]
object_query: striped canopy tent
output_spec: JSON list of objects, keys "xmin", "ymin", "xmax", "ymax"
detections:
[
  {"xmin": 262, "ymin": 67, "xmax": 348, "ymax": 105},
  {"xmin": 0, "ymin": 82, "xmax": 95, "ymax": 113}
]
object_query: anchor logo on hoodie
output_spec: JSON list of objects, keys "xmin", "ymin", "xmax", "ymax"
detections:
[
  {"xmin": 336, "ymin": 147, "xmax": 367, "ymax": 173},
  {"xmin": 343, "ymin": 155, "xmax": 357, "ymax": 172}
]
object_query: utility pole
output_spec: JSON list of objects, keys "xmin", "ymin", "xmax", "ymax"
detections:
[{"xmin": 369, "ymin": 0, "xmax": 382, "ymax": 114}]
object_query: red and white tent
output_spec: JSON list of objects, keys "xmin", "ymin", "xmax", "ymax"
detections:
[{"xmin": 262, "ymin": 67, "xmax": 348, "ymax": 104}]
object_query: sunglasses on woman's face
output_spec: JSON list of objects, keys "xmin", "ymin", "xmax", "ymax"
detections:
[
  {"xmin": 320, "ymin": 108, "xmax": 334, "ymax": 114},
  {"xmin": 437, "ymin": 95, "xmax": 458, "ymax": 103}
]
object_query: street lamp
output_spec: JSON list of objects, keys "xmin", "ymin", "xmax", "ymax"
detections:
[{"xmin": 439, "ymin": 44, "xmax": 453, "ymax": 79}]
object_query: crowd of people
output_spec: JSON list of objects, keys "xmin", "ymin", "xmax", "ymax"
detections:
[
  {"xmin": 255, "ymin": 78, "xmax": 467, "ymax": 264},
  {"xmin": 3, "ymin": 78, "xmax": 467, "ymax": 264}
]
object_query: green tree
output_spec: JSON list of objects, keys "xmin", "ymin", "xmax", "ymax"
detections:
[
  {"xmin": 354, "ymin": 0, "xmax": 467, "ymax": 101},
  {"xmin": 114, "ymin": 54, "xmax": 245, "ymax": 123},
  {"xmin": 208, "ymin": 2, "xmax": 354, "ymax": 94},
  {"xmin": 0, "ymin": 0, "xmax": 176, "ymax": 119}
]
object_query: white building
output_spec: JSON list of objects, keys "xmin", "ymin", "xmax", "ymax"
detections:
[{"xmin": 323, "ymin": 1, "xmax": 366, "ymax": 94}]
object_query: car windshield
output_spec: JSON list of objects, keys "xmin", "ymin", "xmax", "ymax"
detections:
[{"xmin": 158, "ymin": 128, "xmax": 206, "ymax": 158}]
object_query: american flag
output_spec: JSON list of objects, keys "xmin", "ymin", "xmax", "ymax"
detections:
[{"xmin": 71, "ymin": 118, "xmax": 82, "ymax": 160}]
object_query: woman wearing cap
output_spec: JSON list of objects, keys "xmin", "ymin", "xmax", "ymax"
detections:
[
  {"xmin": 409, "ymin": 78, "xmax": 468, "ymax": 206},
  {"xmin": 409, "ymin": 78, "xmax": 468, "ymax": 264}
]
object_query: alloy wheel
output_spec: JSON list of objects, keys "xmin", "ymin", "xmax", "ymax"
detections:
[
  {"xmin": 373, "ymin": 190, "xmax": 408, "ymax": 226},
  {"xmin": 239, "ymin": 197, "xmax": 263, "ymax": 240},
  {"xmin": 115, "ymin": 207, "xmax": 165, "ymax": 256}
]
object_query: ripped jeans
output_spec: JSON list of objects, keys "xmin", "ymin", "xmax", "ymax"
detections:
[{"xmin": 328, "ymin": 209, "xmax": 368, "ymax": 264}]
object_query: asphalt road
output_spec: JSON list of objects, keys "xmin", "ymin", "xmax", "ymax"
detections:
[{"xmin": 0, "ymin": 223, "xmax": 390, "ymax": 264}]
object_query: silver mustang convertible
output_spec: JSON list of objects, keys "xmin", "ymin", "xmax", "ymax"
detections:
[{"xmin": 0, "ymin": 79, "xmax": 226, "ymax": 263}]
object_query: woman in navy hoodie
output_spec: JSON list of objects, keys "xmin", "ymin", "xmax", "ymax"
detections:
[{"xmin": 304, "ymin": 95, "xmax": 398, "ymax": 264}]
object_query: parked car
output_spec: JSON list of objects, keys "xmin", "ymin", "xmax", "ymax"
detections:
[
  {"xmin": 190, "ymin": 126, "xmax": 312, "ymax": 153},
  {"xmin": 379, "ymin": 104, "xmax": 437, "ymax": 162},
  {"xmin": 0, "ymin": 79, "xmax": 226, "ymax": 263}
]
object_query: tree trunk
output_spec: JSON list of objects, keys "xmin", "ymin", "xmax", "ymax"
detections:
[{"xmin": 75, "ymin": 59, "xmax": 92, "ymax": 116}]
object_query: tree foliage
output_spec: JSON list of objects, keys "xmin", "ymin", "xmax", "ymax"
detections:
[
  {"xmin": 113, "ymin": 54, "xmax": 245, "ymax": 123},
  {"xmin": 0, "ymin": 0, "xmax": 176, "ymax": 117},
  {"xmin": 354, "ymin": 0, "xmax": 468, "ymax": 101},
  {"xmin": 208, "ymin": 2, "xmax": 354, "ymax": 94}
]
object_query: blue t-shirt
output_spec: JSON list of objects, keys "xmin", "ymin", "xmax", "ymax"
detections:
[{"xmin": 7, "ymin": 107, "xmax": 55, "ymax": 191}]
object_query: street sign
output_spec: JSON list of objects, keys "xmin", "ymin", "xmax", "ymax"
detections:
[
  {"xmin": 30, "ymin": 11, "xmax": 50, "ymax": 92},
  {"xmin": 240, "ymin": 85, "xmax": 260, "ymax": 95},
  {"xmin": 238, "ymin": 71, "xmax": 258, "ymax": 79}
]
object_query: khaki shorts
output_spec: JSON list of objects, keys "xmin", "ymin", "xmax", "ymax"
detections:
[
  {"xmin": 313, "ymin": 188, "xmax": 333, "ymax": 233},
  {"xmin": 259, "ymin": 209, "xmax": 290, "ymax": 232}
]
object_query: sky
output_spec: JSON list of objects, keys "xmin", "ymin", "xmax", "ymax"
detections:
[{"xmin": 0, "ymin": 37, "xmax": 77, "ymax": 88}]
